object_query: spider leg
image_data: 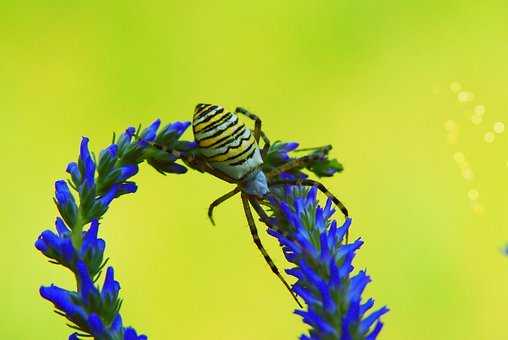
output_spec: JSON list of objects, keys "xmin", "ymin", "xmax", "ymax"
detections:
[
  {"xmin": 249, "ymin": 197, "xmax": 277, "ymax": 229},
  {"xmin": 270, "ymin": 179, "xmax": 349, "ymax": 243},
  {"xmin": 241, "ymin": 193, "xmax": 303, "ymax": 308},
  {"xmin": 208, "ymin": 187, "xmax": 241, "ymax": 226},
  {"xmin": 266, "ymin": 145, "xmax": 332, "ymax": 179},
  {"xmin": 235, "ymin": 107, "xmax": 271, "ymax": 157}
]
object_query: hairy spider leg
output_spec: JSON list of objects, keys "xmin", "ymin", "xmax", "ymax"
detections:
[
  {"xmin": 269, "ymin": 179, "xmax": 349, "ymax": 243},
  {"xmin": 241, "ymin": 193, "xmax": 303, "ymax": 308},
  {"xmin": 235, "ymin": 107, "xmax": 271, "ymax": 157},
  {"xmin": 207, "ymin": 187, "xmax": 241, "ymax": 226},
  {"xmin": 249, "ymin": 197, "xmax": 277, "ymax": 229}
]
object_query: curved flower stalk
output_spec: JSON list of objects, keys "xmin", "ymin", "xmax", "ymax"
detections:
[
  {"xmin": 264, "ymin": 146, "xmax": 388, "ymax": 339},
  {"xmin": 35, "ymin": 120, "xmax": 191, "ymax": 339}
]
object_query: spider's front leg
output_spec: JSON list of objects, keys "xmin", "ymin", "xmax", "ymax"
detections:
[{"xmin": 265, "ymin": 145, "xmax": 332, "ymax": 179}]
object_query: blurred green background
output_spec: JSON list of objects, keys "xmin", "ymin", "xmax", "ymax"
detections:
[{"xmin": 2, "ymin": 1, "xmax": 508, "ymax": 339}]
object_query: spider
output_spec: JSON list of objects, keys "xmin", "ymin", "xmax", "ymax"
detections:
[{"xmin": 165, "ymin": 104, "xmax": 349, "ymax": 306}]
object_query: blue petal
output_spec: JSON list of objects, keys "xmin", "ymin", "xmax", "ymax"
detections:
[
  {"xmin": 365, "ymin": 321, "xmax": 384, "ymax": 340},
  {"xmin": 280, "ymin": 142, "xmax": 299, "ymax": 153},
  {"xmin": 35, "ymin": 230, "xmax": 58, "ymax": 253},
  {"xmin": 160, "ymin": 121, "xmax": 191, "ymax": 139},
  {"xmin": 40, "ymin": 285, "xmax": 86, "ymax": 320},
  {"xmin": 111, "ymin": 314, "xmax": 123, "ymax": 332},
  {"xmin": 66, "ymin": 162, "xmax": 81, "ymax": 185},
  {"xmin": 118, "ymin": 127, "xmax": 136, "ymax": 149},
  {"xmin": 294, "ymin": 310, "xmax": 336, "ymax": 335},
  {"xmin": 68, "ymin": 333, "xmax": 79, "ymax": 340},
  {"xmin": 293, "ymin": 285, "xmax": 321, "ymax": 306},
  {"xmin": 360, "ymin": 298, "xmax": 375, "ymax": 315},
  {"xmin": 100, "ymin": 144, "xmax": 118, "ymax": 159},
  {"xmin": 348, "ymin": 271, "xmax": 371, "ymax": 302},
  {"xmin": 61, "ymin": 239, "xmax": 76, "ymax": 263},
  {"xmin": 360, "ymin": 307, "xmax": 389, "ymax": 334},
  {"xmin": 81, "ymin": 219, "xmax": 99, "ymax": 253},
  {"xmin": 76, "ymin": 261, "xmax": 96, "ymax": 302},
  {"xmin": 124, "ymin": 327, "xmax": 147, "ymax": 340},
  {"xmin": 87, "ymin": 313, "xmax": 106, "ymax": 336},
  {"xmin": 55, "ymin": 180, "xmax": 75, "ymax": 207},
  {"xmin": 164, "ymin": 163, "xmax": 188, "ymax": 174},
  {"xmin": 306, "ymin": 186, "xmax": 318, "ymax": 205},
  {"xmin": 55, "ymin": 217, "xmax": 70, "ymax": 235},
  {"xmin": 97, "ymin": 185, "xmax": 119, "ymax": 209},
  {"xmin": 34, "ymin": 238, "xmax": 48, "ymax": 253},
  {"xmin": 117, "ymin": 182, "xmax": 138, "ymax": 196},
  {"xmin": 102, "ymin": 266, "xmax": 120, "ymax": 300},
  {"xmin": 118, "ymin": 164, "xmax": 139, "ymax": 181},
  {"xmin": 79, "ymin": 137, "xmax": 96, "ymax": 188},
  {"xmin": 138, "ymin": 119, "xmax": 161, "ymax": 143},
  {"xmin": 319, "ymin": 232, "xmax": 330, "ymax": 261}
]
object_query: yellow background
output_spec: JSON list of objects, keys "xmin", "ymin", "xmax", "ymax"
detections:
[{"xmin": 2, "ymin": 1, "xmax": 508, "ymax": 339}]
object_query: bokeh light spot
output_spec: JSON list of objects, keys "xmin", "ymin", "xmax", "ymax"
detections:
[
  {"xmin": 467, "ymin": 189, "xmax": 479, "ymax": 201},
  {"xmin": 473, "ymin": 105, "xmax": 485, "ymax": 115},
  {"xmin": 453, "ymin": 152, "xmax": 465, "ymax": 163},
  {"xmin": 494, "ymin": 122, "xmax": 505, "ymax": 134},
  {"xmin": 462, "ymin": 168, "xmax": 474, "ymax": 180},
  {"xmin": 484, "ymin": 132, "xmax": 495, "ymax": 143},
  {"xmin": 450, "ymin": 81, "xmax": 462, "ymax": 93},
  {"xmin": 458, "ymin": 91, "xmax": 475, "ymax": 102}
]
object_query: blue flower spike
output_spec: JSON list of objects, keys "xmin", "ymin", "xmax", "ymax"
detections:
[
  {"xmin": 268, "ymin": 186, "xmax": 388, "ymax": 339},
  {"xmin": 36, "ymin": 119, "xmax": 191, "ymax": 339},
  {"xmin": 37, "ymin": 112, "xmax": 386, "ymax": 339}
]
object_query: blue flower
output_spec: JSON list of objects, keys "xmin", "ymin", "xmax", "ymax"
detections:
[
  {"xmin": 40, "ymin": 260, "xmax": 146, "ymax": 339},
  {"xmin": 54, "ymin": 180, "xmax": 78, "ymax": 227},
  {"xmin": 137, "ymin": 119, "xmax": 161, "ymax": 146},
  {"xmin": 79, "ymin": 137, "xmax": 96, "ymax": 190},
  {"xmin": 267, "ymin": 186, "xmax": 388, "ymax": 339},
  {"xmin": 157, "ymin": 121, "xmax": 191, "ymax": 145},
  {"xmin": 37, "ymin": 119, "xmax": 191, "ymax": 339}
]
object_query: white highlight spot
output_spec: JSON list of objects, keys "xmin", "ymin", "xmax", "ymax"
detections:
[
  {"xmin": 468, "ymin": 189, "xmax": 479, "ymax": 201},
  {"xmin": 484, "ymin": 132, "xmax": 495, "ymax": 143},
  {"xmin": 462, "ymin": 168, "xmax": 474, "ymax": 181},
  {"xmin": 474, "ymin": 105, "xmax": 485, "ymax": 115},
  {"xmin": 494, "ymin": 122, "xmax": 505, "ymax": 134},
  {"xmin": 458, "ymin": 91, "xmax": 475, "ymax": 102},
  {"xmin": 453, "ymin": 152, "xmax": 465, "ymax": 163},
  {"xmin": 450, "ymin": 82, "xmax": 462, "ymax": 93}
]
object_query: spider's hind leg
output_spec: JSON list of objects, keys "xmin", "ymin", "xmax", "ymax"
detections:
[{"xmin": 241, "ymin": 193, "xmax": 302, "ymax": 308}]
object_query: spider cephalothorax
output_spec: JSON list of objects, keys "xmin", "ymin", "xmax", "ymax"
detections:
[{"xmin": 175, "ymin": 104, "xmax": 349, "ymax": 306}]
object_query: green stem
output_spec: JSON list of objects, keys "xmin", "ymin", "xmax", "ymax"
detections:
[{"xmin": 71, "ymin": 213, "xmax": 85, "ymax": 249}]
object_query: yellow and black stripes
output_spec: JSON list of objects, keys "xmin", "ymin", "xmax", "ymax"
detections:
[{"xmin": 192, "ymin": 103, "xmax": 264, "ymax": 180}]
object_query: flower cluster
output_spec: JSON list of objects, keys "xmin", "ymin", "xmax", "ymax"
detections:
[
  {"xmin": 267, "ymin": 185, "xmax": 388, "ymax": 340},
  {"xmin": 35, "ymin": 120, "xmax": 191, "ymax": 339},
  {"xmin": 35, "ymin": 113, "xmax": 388, "ymax": 339}
]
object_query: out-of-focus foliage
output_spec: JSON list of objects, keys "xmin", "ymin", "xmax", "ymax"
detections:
[{"xmin": 2, "ymin": 1, "xmax": 508, "ymax": 339}]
